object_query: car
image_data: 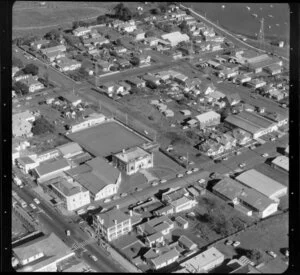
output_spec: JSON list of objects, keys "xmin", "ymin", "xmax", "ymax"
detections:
[
  {"xmin": 225, "ymin": 240, "xmax": 233, "ymax": 246},
  {"xmin": 192, "ymin": 167, "xmax": 199, "ymax": 172},
  {"xmin": 186, "ymin": 170, "xmax": 193, "ymax": 175},
  {"xmin": 104, "ymin": 198, "xmax": 111, "ymax": 203},
  {"xmin": 152, "ymin": 181, "xmax": 158, "ymax": 186},
  {"xmin": 188, "ymin": 161, "xmax": 195, "ymax": 165},
  {"xmin": 235, "ymin": 151, "xmax": 241, "ymax": 155},
  {"xmin": 120, "ymin": 193, "xmax": 127, "ymax": 197},
  {"xmin": 198, "ymin": 179, "xmax": 205, "ymax": 184},
  {"xmin": 30, "ymin": 203, "xmax": 37, "ymax": 210},
  {"xmin": 239, "ymin": 163, "xmax": 246, "ymax": 168},
  {"xmin": 262, "ymin": 153, "xmax": 269, "ymax": 157},
  {"xmin": 250, "ymin": 145, "xmax": 256, "ymax": 150},
  {"xmin": 222, "ymin": 156, "xmax": 228, "ymax": 161},
  {"xmin": 33, "ymin": 198, "xmax": 40, "ymax": 204},
  {"xmin": 232, "ymin": 241, "xmax": 241, "ymax": 247},
  {"xmin": 112, "ymin": 195, "xmax": 119, "ymax": 200},
  {"xmin": 89, "ymin": 255, "xmax": 98, "ymax": 262},
  {"xmin": 144, "ymin": 130, "xmax": 149, "ymax": 135},
  {"xmin": 177, "ymin": 173, "xmax": 184, "ymax": 178},
  {"xmin": 160, "ymin": 179, "xmax": 167, "ymax": 183},
  {"xmin": 267, "ymin": 251, "xmax": 277, "ymax": 258},
  {"xmin": 270, "ymin": 137, "xmax": 276, "ymax": 141}
]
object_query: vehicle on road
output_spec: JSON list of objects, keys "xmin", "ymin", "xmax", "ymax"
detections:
[
  {"xmin": 29, "ymin": 203, "xmax": 37, "ymax": 210},
  {"xmin": 233, "ymin": 241, "xmax": 241, "ymax": 247},
  {"xmin": 144, "ymin": 130, "xmax": 149, "ymax": 135},
  {"xmin": 152, "ymin": 181, "xmax": 158, "ymax": 186},
  {"xmin": 120, "ymin": 193, "xmax": 127, "ymax": 197},
  {"xmin": 267, "ymin": 251, "xmax": 277, "ymax": 258},
  {"xmin": 65, "ymin": 229, "xmax": 71, "ymax": 236},
  {"xmin": 186, "ymin": 170, "xmax": 193, "ymax": 175},
  {"xmin": 177, "ymin": 173, "xmax": 184, "ymax": 178},
  {"xmin": 239, "ymin": 163, "xmax": 246, "ymax": 168},
  {"xmin": 104, "ymin": 198, "xmax": 111, "ymax": 203},
  {"xmin": 160, "ymin": 179, "xmax": 167, "ymax": 183},
  {"xmin": 33, "ymin": 198, "xmax": 40, "ymax": 204},
  {"xmin": 89, "ymin": 255, "xmax": 98, "ymax": 262},
  {"xmin": 262, "ymin": 153, "xmax": 269, "ymax": 157}
]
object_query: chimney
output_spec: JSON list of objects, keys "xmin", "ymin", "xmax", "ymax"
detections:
[{"xmin": 129, "ymin": 210, "xmax": 133, "ymax": 217}]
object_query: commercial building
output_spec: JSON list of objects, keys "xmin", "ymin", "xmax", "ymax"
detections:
[
  {"xmin": 16, "ymin": 156, "xmax": 39, "ymax": 173},
  {"xmin": 161, "ymin": 31, "xmax": 190, "ymax": 47},
  {"xmin": 70, "ymin": 157, "xmax": 121, "ymax": 201},
  {"xmin": 236, "ymin": 169, "xmax": 287, "ymax": 201},
  {"xmin": 195, "ymin": 111, "xmax": 221, "ymax": 129},
  {"xmin": 112, "ymin": 147, "xmax": 153, "ymax": 175},
  {"xmin": 47, "ymin": 177, "xmax": 90, "ymax": 211},
  {"xmin": 225, "ymin": 111, "xmax": 278, "ymax": 139},
  {"xmin": 13, "ymin": 233, "xmax": 75, "ymax": 272},
  {"xmin": 93, "ymin": 208, "xmax": 132, "ymax": 242},
  {"xmin": 33, "ymin": 148, "xmax": 61, "ymax": 163},
  {"xmin": 33, "ymin": 158, "xmax": 71, "ymax": 183},
  {"xmin": 212, "ymin": 177, "xmax": 279, "ymax": 218},
  {"xmin": 179, "ymin": 247, "xmax": 225, "ymax": 272},
  {"xmin": 68, "ymin": 113, "xmax": 107, "ymax": 133},
  {"xmin": 56, "ymin": 142, "xmax": 83, "ymax": 159}
]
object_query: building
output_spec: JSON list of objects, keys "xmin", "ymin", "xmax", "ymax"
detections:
[
  {"xmin": 235, "ymin": 74, "xmax": 252, "ymax": 84},
  {"xmin": 126, "ymin": 77, "xmax": 146, "ymax": 88},
  {"xmin": 236, "ymin": 169, "xmax": 288, "ymax": 201},
  {"xmin": 13, "ymin": 233, "xmax": 75, "ymax": 272},
  {"xmin": 143, "ymin": 74, "xmax": 161, "ymax": 86},
  {"xmin": 13, "ymin": 111, "xmax": 35, "ymax": 137},
  {"xmin": 178, "ymin": 235, "xmax": 197, "ymax": 251},
  {"xmin": 180, "ymin": 247, "xmax": 225, "ymax": 272},
  {"xmin": 246, "ymin": 79, "xmax": 267, "ymax": 89},
  {"xmin": 68, "ymin": 112, "xmax": 106, "ymax": 133},
  {"xmin": 46, "ymin": 177, "xmax": 90, "ymax": 211},
  {"xmin": 73, "ymin": 27, "xmax": 91, "ymax": 36},
  {"xmin": 161, "ymin": 31, "xmax": 190, "ymax": 47},
  {"xmin": 195, "ymin": 111, "xmax": 221, "ymax": 129},
  {"xmin": 170, "ymin": 196, "xmax": 198, "ymax": 213},
  {"xmin": 41, "ymin": 45, "xmax": 66, "ymax": 55},
  {"xmin": 213, "ymin": 177, "xmax": 279, "ymax": 218},
  {"xmin": 20, "ymin": 76, "xmax": 44, "ymax": 93},
  {"xmin": 70, "ymin": 157, "xmax": 121, "ymax": 201},
  {"xmin": 56, "ymin": 57, "xmax": 81, "ymax": 72},
  {"xmin": 284, "ymin": 145, "xmax": 289, "ymax": 157},
  {"xmin": 264, "ymin": 64, "xmax": 282, "ymax": 75},
  {"xmin": 30, "ymin": 39, "xmax": 50, "ymax": 50},
  {"xmin": 97, "ymin": 60, "xmax": 113, "ymax": 72},
  {"xmin": 175, "ymin": 216, "xmax": 189, "ymax": 229},
  {"xmin": 112, "ymin": 147, "xmax": 153, "ymax": 175},
  {"xmin": 149, "ymin": 248, "xmax": 180, "ymax": 270},
  {"xmin": 225, "ymin": 111, "xmax": 278, "ymax": 139},
  {"xmin": 16, "ymin": 156, "xmax": 39, "ymax": 173},
  {"xmin": 59, "ymin": 93, "xmax": 82, "ymax": 106},
  {"xmin": 33, "ymin": 148, "xmax": 61, "ymax": 163},
  {"xmin": 56, "ymin": 142, "xmax": 83, "ymax": 159},
  {"xmin": 93, "ymin": 208, "xmax": 132, "ymax": 242},
  {"xmin": 43, "ymin": 50, "xmax": 66, "ymax": 62},
  {"xmin": 133, "ymin": 29, "xmax": 145, "ymax": 40},
  {"xmin": 33, "ymin": 158, "xmax": 71, "ymax": 183}
]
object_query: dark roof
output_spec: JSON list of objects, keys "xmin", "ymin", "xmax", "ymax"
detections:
[{"xmin": 35, "ymin": 158, "xmax": 70, "ymax": 177}]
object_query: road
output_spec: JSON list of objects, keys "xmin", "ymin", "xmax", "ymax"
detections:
[
  {"xmin": 12, "ymin": 184, "xmax": 125, "ymax": 272},
  {"xmin": 180, "ymin": 4, "xmax": 289, "ymax": 62}
]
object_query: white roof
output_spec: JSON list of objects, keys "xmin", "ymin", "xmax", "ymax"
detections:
[
  {"xmin": 195, "ymin": 111, "xmax": 220, "ymax": 123},
  {"xmin": 272, "ymin": 156, "xmax": 289, "ymax": 172},
  {"xmin": 181, "ymin": 247, "xmax": 224, "ymax": 272},
  {"xmin": 161, "ymin": 31, "xmax": 189, "ymax": 46},
  {"xmin": 236, "ymin": 169, "xmax": 287, "ymax": 199}
]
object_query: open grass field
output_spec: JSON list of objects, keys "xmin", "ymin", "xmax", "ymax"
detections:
[{"xmin": 68, "ymin": 120, "xmax": 148, "ymax": 157}]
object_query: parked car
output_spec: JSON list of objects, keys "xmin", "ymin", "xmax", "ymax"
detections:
[
  {"xmin": 235, "ymin": 151, "xmax": 241, "ymax": 155},
  {"xmin": 239, "ymin": 163, "xmax": 246, "ymax": 168},
  {"xmin": 188, "ymin": 161, "xmax": 195, "ymax": 165},
  {"xmin": 233, "ymin": 241, "xmax": 241, "ymax": 247},
  {"xmin": 192, "ymin": 167, "xmax": 199, "ymax": 172},
  {"xmin": 262, "ymin": 153, "xmax": 269, "ymax": 157},
  {"xmin": 225, "ymin": 240, "xmax": 233, "ymax": 246},
  {"xmin": 186, "ymin": 170, "xmax": 193, "ymax": 175},
  {"xmin": 120, "ymin": 193, "xmax": 127, "ymax": 197},
  {"xmin": 89, "ymin": 255, "xmax": 98, "ymax": 262},
  {"xmin": 104, "ymin": 198, "xmax": 111, "ymax": 203},
  {"xmin": 152, "ymin": 181, "xmax": 158, "ymax": 186},
  {"xmin": 270, "ymin": 137, "xmax": 276, "ymax": 141},
  {"xmin": 177, "ymin": 173, "xmax": 184, "ymax": 178},
  {"xmin": 222, "ymin": 156, "xmax": 228, "ymax": 161},
  {"xmin": 267, "ymin": 251, "xmax": 277, "ymax": 258},
  {"xmin": 30, "ymin": 203, "xmax": 37, "ymax": 210},
  {"xmin": 198, "ymin": 179, "xmax": 205, "ymax": 184},
  {"xmin": 160, "ymin": 179, "xmax": 167, "ymax": 183},
  {"xmin": 33, "ymin": 198, "xmax": 40, "ymax": 204}
]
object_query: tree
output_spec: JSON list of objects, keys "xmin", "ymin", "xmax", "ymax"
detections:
[
  {"xmin": 179, "ymin": 20, "xmax": 189, "ymax": 33},
  {"xmin": 145, "ymin": 30, "xmax": 155, "ymax": 38},
  {"xmin": 115, "ymin": 38, "xmax": 123, "ymax": 46},
  {"xmin": 23, "ymin": 63, "xmax": 39, "ymax": 76},
  {"xmin": 96, "ymin": 15, "xmax": 108, "ymax": 24},
  {"xmin": 130, "ymin": 56, "xmax": 140, "ymax": 66},
  {"xmin": 235, "ymin": 248, "xmax": 263, "ymax": 263},
  {"xmin": 13, "ymin": 81, "xmax": 29, "ymax": 96},
  {"xmin": 158, "ymin": 3, "xmax": 168, "ymax": 13},
  {"xmin": 32, "ymin": 117, "xmax": 55, "ymax": 135},
  {"xmin": 72, "ymin": 21, "xmax": 80, "ymax": 29},
  {"xmin": 113, "ymin": 3, "xmax": 125, "ymax": 17},
  {"xmin": 44, "ymin": 29, "xmax": 61, "ymax": 41},
  {"xmin": 151, "ymin": 8, "xmax": 161, "ymax": 15}
]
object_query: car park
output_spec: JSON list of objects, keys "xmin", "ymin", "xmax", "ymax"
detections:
[{"xmin": 33, "ymin": 198, "xmax": 40, "ymax": 204}]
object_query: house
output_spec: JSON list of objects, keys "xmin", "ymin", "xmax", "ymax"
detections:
[
  {"xmin": 210, "ymin": 133, "xmax": 237, "ymax": 151},
  {"xmin": 235, "ymin": 74, "xmax": 252, "ymax": 84},
  {"xmin": 226, "ymin": 93, "xmax": 241, "ymax": 106},
  {"xmin": 235, "ymin": 169, "xmax": 287, "ymax": 202},
  {"xmin": 213, "ymin": 177, "xmax": 279, "ymax": 218},
  {"xmin": 247, "ymin": 79, "xmax": 266, "ymax": 89},
  {"xmin": 163, "ymin": 109, "xmax": 175, "ymax": 117},
  {"xmin": 133, "ymin": 29, "xmax": 145, "ymax": 40},
  {"xmin": 207, "ymin": 90, "xmax": 226, "ymax": 102},
  {"xmin": 211, "ymin": 42, "xmax": 222, "ymax": 52},
  {"xmin": 118, "ymin": 81, "xmax": 131, "ymax": 94},
  {"xmin": 118, "ymin": 22, "xmax": 137, "ymax": 33},
  {"xmin": 117, "ymin": 58, "xmax": 131, "ymax": 68},
  {"xmin": 12, "ymin": 66, "xmax": 21, "ymax": 77},
  {"xmin": 178, "ymin": 235, "xmax": 197, "ymax": 251},
  {"xmin": 161, "ymin": 31, "xmax": 190, "ymax": 47},
  {"xmin": 13, "ymin": 233, "xmax": 75, "ymax": 272},
  {"xmin": 179, "ymin": 247, "xmax": 225, "ymax": 273},
  {"xmin": 171, "ymin": 51, "xmax": 183, "ymax": 59},
  {"xmin": 175, "ymin": 216, "xmax": 189, "ymax": 229},
  {"xmin": 112, "ymin": 147, "xmax": 153, "ymax": 175},
  {"xmin": 138, "ymin": 54, "xmax": 151, "ymax": 65},
  {"xmin": 126, "ymin": 77, "xmax": 146, "ymax": 88},
  {"xmin": 145, "ymin": 37, "xmax": 160, "ymax": 47},
  {"xmin": 16, "ymin": 156, "xmax": 39, "ymax": 173},
  {"xmin": 30, "ymin": 39, "xmax": 50, "ymax": 50},
  {"xmin": 70, "ymin": 157, "xmax": 121, "ymax": 201},
  {"xmin": 173, "ymin": 73, "xmax": 189, "ymax": 85},
  {"xmin": 20, "ymin": 76, "xmax": 44, "ymax": 93},
  {"xmin": 153, "ymin": 205, "xmax": 174, "ymax": 216},
  {"xmin": 56, "ymin": 57, "xmax": 81, "ymax": 72},
  {"xmin": 195, "ymin": 111, "xmax": 221, "ymax": 129},
  {"xmin": 229, "ymin": 129, "xmax": 251, "ymax": 145},
  {"xmin": 101, "ymin": 81, "xmax": 115, "ymax": 96},
  {"xmin": 264, "ymin": 64, "xmax": 282, "ymax": 75},
  {"xmin": 68, "ymin": 113, "xmax": 106, "ymax": 133},
  {"xmin": 33, "ymin": 158, "xmax": 71, "ymax": 183},
  {"xmin": 271, "ymin": 155, "xmax": 289, "ymax": 173},
  {"xmin": 180, "ymin": 110, "xmax": 192, "ymax": 116},
  {"xmin": 149, "ymin": 248, "xmax": 180, "ymax": 270},
  {"xmin": 41, "ymin": 45, "xmax": 66, "ymax": 55},
  {"xmin": 46, "ymin": 177, "xmax": 90, "ymax": 211},
  {"xmin": 197, "ymin": 139, "xmax": 224, "ymax": 157},
  {"xmin": 93, "ymin": 208, "xmax": 132, "ymax": 242},
  {"xmin": 97, "ymin": 60, "xmax": 113, "ymax": 72},
  {"xmin": 112, "ymin": 46, "xmax": 127, "ymax": 54},
  {"xmin": 43, "ymin": 50, "xmax": 66, "ymax": 62},
  {"xmin": 170, "ymin": 196, "xmax": 198, "ymax": 213},
  {"xmin": 73, "ymin": 27, "xmax": 91, "ymax": 37},
  {"xmin": 13, "ymin": 111, "xmax": 36, "ymax": 137},
  {"xmin": 143, "ymin": 74, "xmax": 161, "ymax": 86},
  {"xmin": 59, "ymin": 93, "xmax": 82, "ymax": 107},
  {"xmin": 56, "ymin": 142, "xmax": 83, "ymax": 159},
  {"xmin": 218, "ymin": 68, "xmax": 238, "ymax": 79}
]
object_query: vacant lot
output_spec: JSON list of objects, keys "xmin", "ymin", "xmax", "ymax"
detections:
[
  {"xmin": 68, "ymin": 120, "xmax": 148, "ymax": 157},
  {"xmin": 12, "ymin": 212, "xmax": 30, "ymax": 241}
]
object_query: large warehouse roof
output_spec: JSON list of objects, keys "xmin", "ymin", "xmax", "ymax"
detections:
[{"xmin": 235, "ymin": 169, "xmax": 287, "ymax": 200}]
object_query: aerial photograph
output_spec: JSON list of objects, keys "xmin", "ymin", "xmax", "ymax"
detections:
[{"xmin": 11, "ymin": 1, "xmax": 289, "ymax": 273}]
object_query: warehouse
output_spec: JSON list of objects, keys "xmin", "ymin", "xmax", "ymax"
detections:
[
  {"xmin": 235, "ymin": 169, "xmax": 287, "ymax": 201},
  {"xmin": 224, "ymin": 111, "xmax": 278, "ymax": 139},
  {"xmin": 271, "ymin": 156, "xmax": 289, "ymax": 173}
]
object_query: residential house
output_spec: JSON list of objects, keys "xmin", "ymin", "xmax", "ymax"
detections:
[
  {"xmin": 59, "ymin": 93, "xmax": 82, "ymax": 107},
  {"xmin": 226, "ymin": 93, "xmax": 241, "ymax": 106},
  {"xmin": 126, "ymin": 77, "xmax": 146, "ymax": 88},
  {"xmin": 247, "ymin": 79, "xmax": 266, "ymax": 89},
  {"xmin": 161, "ymin": 31, "xmax": 190, "ymax": 47},
  {"xmin": 264, "ymin": 64, "xmax": 282, "ymax": 75},
  {"xmin": 73, "ymin": 27, "xmax": 91, "ymax": 37},
  {"xmin": 101, "ymin": 81, "xmax": 116, "ymax": 97},
  {"xmin": 170, "ymin": 196, "xmax": 198, "ymax": 213},
  {"xmin": 138, "ymin": 54, "xmax": 151, "ymax": 65},
  {"xmin": 197, "ymin": 139, "xmax": 224, "ymax": 157},
  {"xmin": 178, "ymin": 235, "xmax": 197, "ymax": 251},
  {"xmin": 143, "ymin": 74, "xmax": 161, "ymax": 86},
  {"xmin": 33, "ymin": 148, "xmax": 61, "ymax": 163},
  {"xmin": 97, "ymin": 60, "xmax": 113, "ymax": 72},
  {"xmin": 211, "ymin": 42, "xmax": 222, "ymax": 52},
  {"xmin": 118, "ymin": 22, "xmax": 137, "ymax": 33},
  {"xmin": 43, "ymin": 50, "xmax": 66, "ymax": 62},
  {"xmin": 235, "ymin": 74, "xmax": 252, "ymax": 84},
  {"xmin": 133, "ymin": 29, "xmax": 145, "ymax": 40},
  {"xmin": 56, "ymin": 57, "xmax": 81, "ymax": 72},
  {"xmin": 148, "ymin": 248, "xmax": 180, "ymax": 270},
  {"xmin": 230, "ymin": 129, "xmax": 251, "ymax": 145},
  {"xmin": 112, "ymin": 147, "xmax": 153, "ymax": 175},
  {"xmin": 41, "ymin": 45, "xmax": 66, "ymax": 55},
  {"xmin": 13, "ymin": 233, "xmax": 75, "ymax": 272},
  {"xmin": 118, "ymin": 81, "xmax": 131, "ymax": 95},
  {"xmin": 117, "ymin": 58, "xmax": 131, "ymax": 68},
  {"xmin": 12, "ymin": 66, "xmax": 20, "ymax": 77},
  {"xmin": 112, "ymin": 46, "xmax": 127, "ymax": 55},
  {"xmin": 175, "ymin": 216, "xmax": 188, "ymax": 229},
  {"xmin": 173, "ymin": 73, "xmax": 189, "ymax": 85},
  {"xmin": 20, "ymin": 76, "xmax": 44, "ymax": 93},
  {"xmin": 195, "ymin": 111, "xmax": 221, "ymax": 129},
  {"xmin": 93, "ymin": 208, "xmax": 132, "ymax": 242},
  {"xmin": 30, "ymin": 39, "xmax": 50, "ymax": 50},
  {"xmin": 145, "ymin": 37, "xmax": 160, "ymax": 47}
]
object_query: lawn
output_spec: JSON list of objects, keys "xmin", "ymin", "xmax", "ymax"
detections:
[{"xmin": 68, "ymin": 120, "xmax": 148, "ymax": 157}]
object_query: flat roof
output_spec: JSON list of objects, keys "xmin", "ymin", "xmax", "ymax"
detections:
[
  {"xmin": 236, "ymin": 169, "xmax": 287, "ymax": 198},
  {"xmin": 195, "ymin": 111, "xmax": 220, "ymax": 122},
  {"xmin": 170, "ymin": 196, "xmax": 192, "ymax": 208},
  {"xmin": 35, "ymin": 158, "xmax": 70, "ymax": 177},
  {"xmin": 96, "ymin": 208, "xmax": 130, "ymax": 228},
  {"xmin": 18, "ymin": 156, "xmax": 35, "ymax": 165},
  {"xmin": 178, "ymin": 235, "xmax": 197, "ymax": 249},
  {"xmin": 52, "ymin": 179, "xmax": 84, "ymax": 197},
  {"xmin": 57, "ymin": 142, "xmax": 82, "ymax": 156},
  {"xmin": 114, "ymin": 147, "xmax": 150, "ymax": 163},
  {"xmin": 272, "ymin": 156, "xmax": 289, "ymax": 172}
]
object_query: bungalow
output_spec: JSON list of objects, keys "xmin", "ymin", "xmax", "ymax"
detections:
[
  {"xmin": 56, "ymin": 57, "xmax": 81, "ymax": 72},
  {"xmin": 59, "ymin": 93, "xmax": 82, "ymax": 107},
  {"xmin": 41, "ymin": 45, "xmax": 66, "ymax": 55},
  {"xmin": 234, "ymin": 74, "xmax": 252, "ymax": 84},
  {"xmin": 112, "ymin": 46, "xmax": 127, "ymax": 54},
  {"xmin": 145, "ymin": 37, "xmax": 160, "ymax": 47},
  {"xmin": 138, "ymin": 54, "xmax": 151, "ymax": 65},
  {"xmin": 226, "ymin": 93, "xmax": 241, "ymax": 106},
  {"xmin": 149, "ymin": 248, "xmax": 180, "ymax": 270},
  {"xmin": 20, "ymin": 76, "xmax": 44, "ymax": 93},
  {"xmin": 126, "ymin": 77, "xmax": 146, "ymax": 88},
  {"xmin": 178, "ymin": 235, "xmax": 197, "ymax": 251},
  {"xmin": 73, "ymin": 27, "xmax": 91, "ymax": 37},
  {"xmin": 175, "ymin": 216, "xmax": 189, "ymax": 229},
  {"xmin": 118, "ymin": 22, "xmax": 137, "ymax": 33},
  {"xmin": 117, "ymin": 58, "xmax": 131, "ymax": 68},
  {"xmin": 30, "ymin": 39, "xmax": 49, "ymax": 50},
  {"xmin": 173, "ymin": 74, "xmax": 189, "ymax": 85},
  {"xmin": 132, "ymin": 29, "xmax": 145, "ymax": 41},
  {"xmin": 101, "ymin": 82, "xmax": 115, "ymax": 97},
  {"xmin": 218, "ymin": 68, "xmax": 239, "ymax": 79},
  {"xmin": 97, "ymin": 60, "xmax": 113, "ymax": 72},
  {"xmin": 43, "ymin": 50, "xmax": 66, "ymax": 62},
  {"xmin": 247, "ymin": 79, "xmax": 266, "ymax": 89},
  {"xmin": 118, "ymin": 81, "xmax": 131, "ymax": 95}
]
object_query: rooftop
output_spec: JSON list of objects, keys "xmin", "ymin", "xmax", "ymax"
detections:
[
  {"xmin": 35, "ymin": 158, "xmax": 70, "ymax": 177},
  {"xmin": 56, "ymin": 142, "xmax": 82, "ymax": 157},
  {"xmin": 150, "ymin": 248, "xmax": 180, "ymax": 267},
  {"xmin": 114, "ymin": 147, "xmax": 151, "ymax": 163},
  {"xmin": 195, "ymin": 110, "xmax": 221, "ymax": 122},
  {"xmin": 96, "ymin": 208, "xmax": 130, "ymax": 228},
  {"xmin": 52, "ymin": 178, "xmax": 85, "ymax": 197}
]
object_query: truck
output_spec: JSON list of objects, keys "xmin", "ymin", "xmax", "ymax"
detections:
[{"xmin": 65, "ymin": 229, "xmax": 71, "ymax": 236}]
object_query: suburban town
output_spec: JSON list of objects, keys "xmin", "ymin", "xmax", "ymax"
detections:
[{"xmin": 10, "ymin": 1, "xmax": 289, "ymax": 273}]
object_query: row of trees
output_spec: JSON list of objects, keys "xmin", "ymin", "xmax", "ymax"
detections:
[{"xmin": 31, "ymin": 117, "xmax": 56, "ymax": 136}]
